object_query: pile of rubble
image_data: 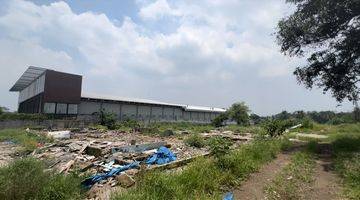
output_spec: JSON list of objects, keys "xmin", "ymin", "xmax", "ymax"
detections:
[{"xmin": 0, "ymin": 127, "xmax": 253, "ymax": 199}]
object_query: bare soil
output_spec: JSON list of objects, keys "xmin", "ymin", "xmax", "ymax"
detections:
[
  {"xmin": 232, "ymin": 152, "xmax": 292, "ymax": 200},
  {"xmin": 307, "ymin": 144, "xmax": 343, "ymax": 200},
  {"xmin": 233, "ymin": 143, "xmax": 344, "ymax": 200}
]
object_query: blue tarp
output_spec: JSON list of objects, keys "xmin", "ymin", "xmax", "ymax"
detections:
[
  {"xmin": 82, "ymin": 146, "xmax": 176, "ymax": 188},
  {"xmin": 146, "ymin": 146, "xmax": 176, "ymax": 165},
  {"xmin": 82, "ymin": 161, "xmax": 139, "ymax": 188},
  {"xmin": 223, "ymin": 192, "xmax": 233, "ymax": 200}
]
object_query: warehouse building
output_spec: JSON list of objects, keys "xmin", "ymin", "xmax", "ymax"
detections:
[{"xmin": 10, "ymin": 66, "xmax": 226, "ymax": 123}]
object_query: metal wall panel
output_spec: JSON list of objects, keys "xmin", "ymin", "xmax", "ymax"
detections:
[
  {"xmin": 78, "ymin": 101, "xmax": 101, "ymax": 115},
  {"xmin": 121, "ymin": 104, "xmax": 137, "ymax": 119}
]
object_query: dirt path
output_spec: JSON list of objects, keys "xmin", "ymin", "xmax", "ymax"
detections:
[
  {"xmin": 232, "ymin": 152, "xmax": 292, "ymax": 200},
  {"xmin": 307, "ymin": 144, "xmax": 342, "ymax": 200}
]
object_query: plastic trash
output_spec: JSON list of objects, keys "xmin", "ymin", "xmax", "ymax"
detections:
[
  {"xmin": 48, "ymin": 130, "xmax": 71, "ymax": 139},
  {"xmin": 223, "ymin": 192, "xmax": 233, "ymax": 200},
  {"xmin": 146, "ymin": 146, "xmax": 176, "ymax": 165},
  {"xmin": 82, "ymin": 161, "xmax": 140, "ymax": 188}
]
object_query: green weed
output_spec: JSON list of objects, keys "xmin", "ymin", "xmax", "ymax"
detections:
[
  {"xmin": 114, "ymin": 138, "xmax": 288, "ymax": 200},
  {"xmin": 0, "ymin": 129, "xmax": 52, "ymax": 153},
  {"xmin": 0, "ymin": 158, "xmax": 84, "ymax": 200},
  {"xmin": 265, "ymin": 152, "xmax": 316, "ymax": 200}
]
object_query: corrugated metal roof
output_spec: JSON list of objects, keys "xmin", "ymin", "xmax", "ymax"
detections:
[
  {"xmin": 81, "ymin": 93, "xmax": 226, "ymax": 113},
  {"xmin": 9, "ymin": 66, "xmax": 47, "ymax": 91}
]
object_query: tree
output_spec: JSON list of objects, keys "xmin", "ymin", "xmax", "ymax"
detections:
[
  {"xmin": 277, "ymin": 0, "xmax": 360, "ymax": 103},
  {"xmin": 228, "ymin": 102, "xmax": 250, "ymax": 125},
  {"xmin": 275, "ymin": 111, "xmax": 291, "ymax": 120},
  {"xmin": 354, "ymin": 102, "xmax": 360, "ymax": 122},
  {"xmin": 212, "ymin": 113, "xmax": 228, "ymax": 127}
]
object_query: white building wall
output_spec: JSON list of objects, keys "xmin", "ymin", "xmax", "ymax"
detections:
[
  {"xmin": 174, "ymin": 108, "xmax": 182, "ymax": 121},
  {"xmin": 137, "ymin": 105, "xmax": 151, "ymax": 121},
  {"xmin": 163, "ymin": 107, "xmax": 174, "ymax": 121},
  {"xmin": 19, "ymin": 74, "xmax": 45, "ymax": 103},
  {"xmin": 79, "ymin": 100, "xmax": 222, "ymax": 123},
  {"xmin": 78, "ymin": 101, "xmax": 101, "ymax": 115},
  {"xmin": 151, "ymin": 106, "xmax": 163, "ymax": 121},
  {"xmin": 121, "ymin": 104, "xmax": 137, "ymax": 119},
  {"xmin": 102, "ymin": 103, "xmax": 120, "ymax": 116}
]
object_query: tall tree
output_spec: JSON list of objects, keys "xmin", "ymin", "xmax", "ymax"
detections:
[
  {"xmin": 277, "ymin": 0, "xmax": 360, "ymax": 102},
  {"xmin": 228, "ymin": 102, "xmax": 250, "ymax": 125}
]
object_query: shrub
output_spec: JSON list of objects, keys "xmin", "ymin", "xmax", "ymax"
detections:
[
  {"xmin": 212, "ymin": 113, "xmax": 228, "ymax": 127},
  {"xmin": 160, "ymin": 129, "xmax": 174, "ymax": 137},
  {"xmin": 99, "ymin": 109, "xmax": 116, "ymax": 130},
  {"xmin": 263, "ymin": 119, "xmax": 294, "ymax": 137},
  {"xmin": 301, "ymin": 117, "xmax": 314, "ymax": 129},
  {"xmin": 227, "ymin": 102, "xmax": 250, "ymax": 126},
  {"xmin": 207, "ymin": 136, "xmax": 232, "ymax": 158},
  {"xmin": 184, "ymin": 134, "xmax": 206, "ymax": 148},
  {"xmin": 0, "ymin": 113, "xmax": 49, "ymax": 121},
  {"xmin": 0, "ymin": 158, "xmax": 84, "ymax": 200}
]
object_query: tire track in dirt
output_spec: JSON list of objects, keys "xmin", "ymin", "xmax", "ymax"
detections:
[
  {"xmin": 307, "ymin": 144, "xmax": 342, "ymax": 200},
  {"xmin": 232, "ymin": 152, "xmax": 292, "ymax": 200}
]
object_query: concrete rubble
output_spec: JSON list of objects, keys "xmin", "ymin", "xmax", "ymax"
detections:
[{"xmin": 1, "ymin": 127, "xmax": 253, "ymax": 199}]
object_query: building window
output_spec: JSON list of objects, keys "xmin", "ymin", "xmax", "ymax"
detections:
[
  {"xmin": 56, "ymin": 103, "xmax": 67, "ymax": 114},
  {"xmin": 44, "ymin": 103, "xmax": 55, "ymax": 114},
  {"xmin": 67, "ymin": 104, "xmax": 78, "ymax": 114}
]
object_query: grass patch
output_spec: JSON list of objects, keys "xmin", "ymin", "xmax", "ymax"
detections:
[
  {"xmin": 299, "ymin": 123, "xmax": 360, "ymax": 199},
  {"xmin": 0, "ymin": 158, "xmax": 85, "ymax": 200},
  {"xmin": 330, "ymin": 126, "xmax": 360, "ymax": 199},
  {"xmin": 0, "ymin": 129, "xmax": 52, "ymax": 153},
  {"xmin": 184, "ymin": 133, "xmax": 206, "ymax": 148},
  {"xmin": 113, "ymin": 138, "xmax": 290, "ymax": 200},
  {"xmin": 265, "ymin": 152, "xmax": 316, "ymax": 200}
]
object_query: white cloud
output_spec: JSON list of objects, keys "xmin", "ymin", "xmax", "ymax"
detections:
[
  {"xmin": 139, "ymin": 0, "xmax": 181, "ymax": 20},
  {"xmin": 0, "ymin": 0, "xmax": 352, "ymax": 114}
]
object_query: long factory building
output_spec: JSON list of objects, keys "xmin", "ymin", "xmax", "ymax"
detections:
[{"xmin": 9, "ymin": 66, "xmax": 226, "ymax": 123}]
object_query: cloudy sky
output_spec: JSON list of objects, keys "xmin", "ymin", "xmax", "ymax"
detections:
[{"xmin": 0, "ymin": 0, "xmax": 353, "ymax": 115}]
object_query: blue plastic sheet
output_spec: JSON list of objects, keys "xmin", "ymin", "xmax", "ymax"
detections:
[
  {"xmin": 146, "ymin": 146, "xmax": 176, "ymax": 165},
  {"xmin": 82, "ymin": 161, "xmax": 139, "ymax": 188},
  {"xmin": 223, "ymin": 192, "xmax": 233, "ymax": 200}
]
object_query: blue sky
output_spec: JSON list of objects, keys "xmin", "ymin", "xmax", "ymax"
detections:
[{"xmin": 0, "ymin": 0, "xmax": 353, "ymax": 115}]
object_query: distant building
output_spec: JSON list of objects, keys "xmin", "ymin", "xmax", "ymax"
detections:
[{"xmin": 10, "ymin": 66, "xmax": 226, "ymax": 123}]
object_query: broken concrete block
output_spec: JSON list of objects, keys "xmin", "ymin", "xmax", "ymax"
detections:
[
  {"xmin": 116, "ymin": 173, "xmax": 135, "ymax": 188},
  {"xmin": 85, "ymin": 146, "xmax": 103, "ymax": 157},
  {"xmin": 125, "ymin": 169, "xmax": 139, "ymax": 176}
]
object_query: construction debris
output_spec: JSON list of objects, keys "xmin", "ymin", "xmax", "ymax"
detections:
[{"xmin": 6, "ymin": 127, "xmax": 253, "ymax": 199}]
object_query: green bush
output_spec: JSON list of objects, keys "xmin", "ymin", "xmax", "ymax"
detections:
[
  {"xmin": 0, "ymin": 158, "xmax": 84, "ymax": 200},
  {"xmin": 0, "ymin": 113, "xmax": 49, "ymax": 121},
  {"xmin": 301, "ymin": 117, "xmax": 314, "ymax": 129},
  {"xmin": 99, "ymin": 109, "xmax": 116, "ymax": 130},
  {"xmin": 184, "ymin": 134, "xmax": 206, "ymax": 148},
  {"xmin": 263, "ymin": 119, "xmax": 294, "ymax": 137},
  {"xmin": 207, "ymin": 136, "xmax": 232, "ymax": 158},
  {"xmin": 211, "ymin": 113, "xmax": 228, "ymax": 127}
]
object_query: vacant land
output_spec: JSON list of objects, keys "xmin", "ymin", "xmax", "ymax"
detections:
[{"xmin": 0, "ymin": 123, "xmax": 359, "ymax": 200}]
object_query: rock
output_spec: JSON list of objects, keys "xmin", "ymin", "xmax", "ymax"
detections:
[
  {"xmin": 222, "ymin": 131, "xmax": 233, "ymax": 135},
  {"xmin": 85, "ymin": 146, "xmax": 103, "ymax": 157},
  {"xmin": 116, "ymin": 173, "xmax": 135, "ymax": 188},
  {"xmin": 125, "ymin": 169, "xmax": 139, "ymax": 176},
  {"xmin": 161, "ymin": 129, "xmax": 174, "ymax": 137}
]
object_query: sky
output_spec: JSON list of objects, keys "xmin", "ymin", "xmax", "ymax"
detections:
[{"xmin": 0, "ymin": 0, "xmax": 354, "ymax": 116}]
